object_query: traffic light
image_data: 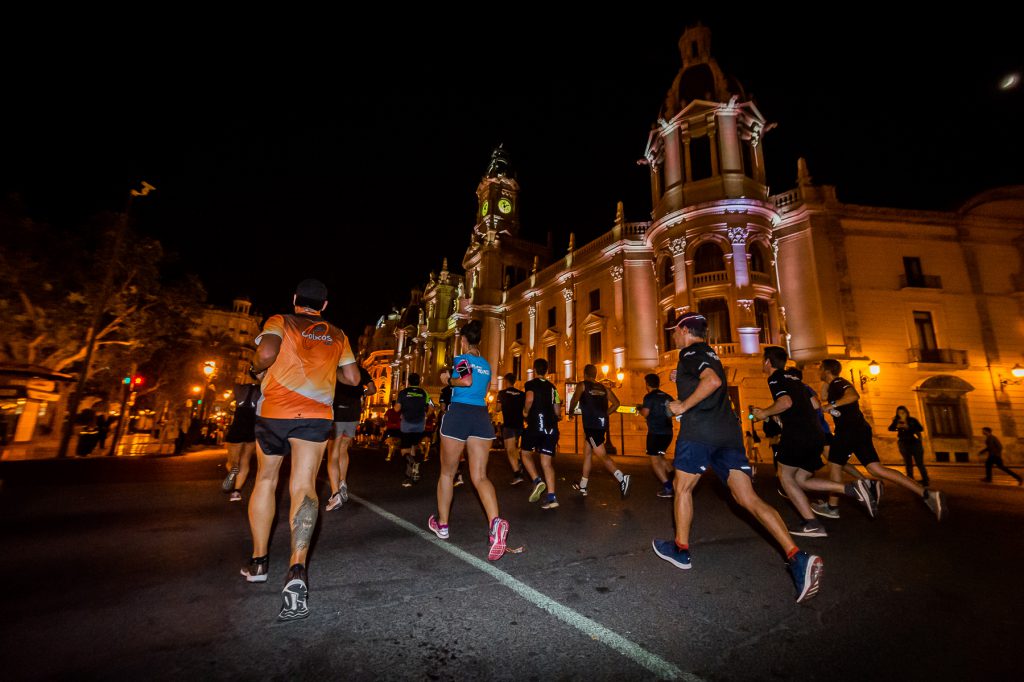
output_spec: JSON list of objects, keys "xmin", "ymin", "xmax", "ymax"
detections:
[
  {"xmin": 123, "ymin": 376, "xmax": 131, "ymax": 385},
  {"xmin": 132, "ymin": 376, "xmax": 144, "ymax": 387}
]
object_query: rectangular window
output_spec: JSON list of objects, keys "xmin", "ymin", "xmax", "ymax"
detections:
[
  {"xmin": 755, "ymin": 298, "xmax": 772, "ymax": 344},
  {"xmin": 589, "ymin": 332, "xmax": 602, "ymax": 365},
  {"xmin": 589, "ymin": 289, "xmax": 601, "ymax": 313},
  {"xmin": 547, "ymin": 306, "xmax": 556, "ymax": 328},
  {"xmin": 904, "ymin": 256, "xmax": 923, "ymax": 280},
  {"xmin": 924, "ymin": 399, "xmax": 967, "ymax": 438},
  {"xmin": 512, "ymin": 355, "xmax": 521, "ymax": 382},
  {"xmin": 515, "ymin": 321, "xmax": 523, "ymax": 340},
  {"xmin": 546, "ymin": 344, "xmax": 557, "ymax": 369},
  {"xmin": 914, "ymin": 310, "xmax": 937, "ymax": 350}
]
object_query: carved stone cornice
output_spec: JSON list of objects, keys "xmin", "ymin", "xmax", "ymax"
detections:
[
  {"xmin": 728, "ymin": 227, "xmax": 748, "ymax": 245},
  {"xmin": 669, "ymin": 237, "xmax": 686, "ymax": 256}
]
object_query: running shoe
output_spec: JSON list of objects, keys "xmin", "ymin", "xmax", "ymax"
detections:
[
  {"xmin": 868, "ymin": 479, "xmax": 883, "ymax": 504},
  {"xmin": 811, "ymin": 501, "xmax": 839, "ymax": 519},
  {"xmin": 848, "ymin": 479, "xmax": 878, "ymax": 518},
  {"xmin": 240, "ymin": 556, "xmax": 268, "ymax": 583},
  {"xmin": 788, "ymin": 520, "xmax": 828, "ymax": 538},
  {"xmin": 339, "ymin": 481, "xmax": 349, "ymax": 504},
  {"xmin": 411, "ymin": 462, "xmax": 421, "ymax": 482},
  {"xmin": 278, "ymin": 564, "xmax": 309, "ymax": 621},
  {"xmin": 620, "ymin": 474, "xmax": 632, "ymax": 498},
  {"xmin": 924, "ymin": 489, "xmax": 947, "ymax": 521},
  {"xmin": 405, "ymin": 460, "xmax": 414, "ymax": 478},
  {"xmin": 401, "ymin": 478, "xmax": 414, "ymax": 488},
  {"xmin": 651, "ymin": 539, "xmax": 691, "ymax": 570},
  {"xmin": 510, "ymin": 474, "xmax": 526, "ymax": 486},
  {"xmin": 229, "ymin": 490, "xmax": 242, "ymax": 502},
  {"xmin": 541, "ymin": 494, "xmax": 559, "ymax": 510},
  {"xmin": 528, "ymin": 480, "xmax": 546, "ymax": 503},
  {"xmin": 487, "ymin": 517, "xmax": 509, "ymax": 560},
  {"xmin": 571, "ymin": 481, "xmax": 589, "ymax": 497},
  {"xmin": 221, "ymin": 467, "xmax": 239, "ymax": 492},
  {"xmin": 454, "ymin": 472, "xmax": 465, "ymax": 487},
  {"xmin": 428, "ymin": 514, "xmax": 449, "ymax": 540},
  {"xmin": 790, "ymin": 551, "xmax": 824, "ymax": 604},
  {"xmin": 326, "ymin": 491, "xmax": 344, "ymax": 511},
  {"xmin": 657, "ymin": 482, "xmax": 673, "ymax": 498}
]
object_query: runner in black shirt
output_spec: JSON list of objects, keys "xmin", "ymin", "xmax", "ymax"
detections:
[
  {"xmin": 521, "ymin": 358, "xmax": 562, "ymax": 509},
  {"xmin": 819, "ymin": 359, "xmax": 946, "ymax": 521},
  {"xmin": 567, "ymin": 364, "xmax": 630, "ymax": 498},
  {"xmin": 396, "ymin": 373, "xmax": 432, "ymax": 487},
  {"xmin": 651, "ymin": 313, "xmax": 823, "ymax": 604},
  {"xmin": 638, "ymin": 373, "xmax": 675, "ymax": 498},
  {"xmin": 326, "ymin": 365, "xmax": 376, "ymax": 511},
  {"xmin": 751, "ymin": 347, "xmax": 877, "ymax": 536},
  {"xmin": 497, "ymin": 374, "xmax": 528, "ymax": 485}
]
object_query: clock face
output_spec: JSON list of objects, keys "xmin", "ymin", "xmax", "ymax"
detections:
[
  {"xmin": 481, "ymin": 200, "xmax": 489, "ymax": 216},
  {"xmin": 498, "ymin": 198, "xmax": 512, "ymax": 214}
]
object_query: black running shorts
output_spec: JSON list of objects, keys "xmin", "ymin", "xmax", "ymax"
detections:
[{"xmin": 255, "ymin": 417, "xmax": 332, "ymax": 457}]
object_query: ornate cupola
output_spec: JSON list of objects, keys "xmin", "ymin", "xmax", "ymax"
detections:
[
  {"xmin": 644, "ymin": 23, "xmax": 771, "ymax": 220},
  {"xmin": 474, "ymin": 144, "xmax": 520, "ymax": 239}
]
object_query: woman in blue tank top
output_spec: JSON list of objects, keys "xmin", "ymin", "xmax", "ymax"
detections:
[{"xmin": 429, "ymin": 320, "xmax": 510, "ymax": 561}]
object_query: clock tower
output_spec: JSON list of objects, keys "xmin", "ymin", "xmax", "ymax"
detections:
[{"xmin": 474, "ymin": 144, "xmax": 520, "ymax": 239}]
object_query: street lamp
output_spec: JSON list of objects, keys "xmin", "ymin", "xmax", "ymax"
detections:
[
  {"xmin": 858, "ymin": 360, "xmax": 880, "ymax": 391},
  {"xmin": 999, "ymin": 364, "xmax": 1024, "ymax": 388}
]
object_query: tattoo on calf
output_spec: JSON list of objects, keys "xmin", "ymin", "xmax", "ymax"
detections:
[{"xmin": 292, "ymin": 495, "xmax": 318, "ymax": 552}]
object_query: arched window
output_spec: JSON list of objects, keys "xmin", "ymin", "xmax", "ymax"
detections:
[
  {"xmin": 749, "ymin": 243, "xmax": 768, "ymax": 273},
  {"xmin": 660, "ymin": 257, "xmax": 674, "ymax": 287},
  {"xmin": 693, "ymin": 242, "xmax": 725, "ymax": 274}
]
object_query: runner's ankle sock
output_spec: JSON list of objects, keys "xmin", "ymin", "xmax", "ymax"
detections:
[
  {"xmin": 533, "ymin": 476, "xmax": 543, "ymax": 485},
  {"xmin": 579, "ymin": 477, "xmax": 589, "ymax": 489},
  {"xmin": 786, "ymin": 547, "xmax": 800, "ymax": 561},
  {"xmin": 675, "ymin": 541, "xmax": 688, "ymax": 552},
  {"xmin": 613, "ymin": 470, "xmax": 624, "ymax": 483}
]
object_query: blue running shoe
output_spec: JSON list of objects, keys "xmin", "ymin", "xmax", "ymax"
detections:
[
  {"xmin": 789, "ymin": 551, "xmax": 824, "ymax": 604},
  {"xmin": 652, "ymin": 539, "xmax": 691, "ymax": 570}
]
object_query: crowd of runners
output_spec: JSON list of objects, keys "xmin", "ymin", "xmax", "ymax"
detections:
[{"xmin": 223, "ymin": 278, "xmax": 951, "ymax": 621}]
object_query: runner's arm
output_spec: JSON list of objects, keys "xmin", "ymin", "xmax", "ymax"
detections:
[
  {"xmin": 668, "ymin": 367, "xmax": 721, "ymax": 417},
  {"xmin": 251, "ymin": 334, "xmax": 281, "ymax": 375},
  {"xmin": 607, "ymin": 388, "xmax": 620, "ymax": 415}
]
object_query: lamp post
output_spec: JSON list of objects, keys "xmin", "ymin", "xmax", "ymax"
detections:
[
  {"xmin": 57, "ymin": 181, "xmax": 156, "ymax": 458},
  {"xmin": 856, "ymin": 360, "xmax": 881, "ymax": 391},
  {"xmin": 999, "ymin": 363, "xmax": 1024, "ymax": 388}
]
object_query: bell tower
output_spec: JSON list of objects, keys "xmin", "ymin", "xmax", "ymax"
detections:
[{"xmin": 474, "ymin": 144, "xmax": 520, "ymax": 239}]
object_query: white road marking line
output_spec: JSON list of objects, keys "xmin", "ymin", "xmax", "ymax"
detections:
[{"xmin": 350, "ymin": 493, "xmax": 694, "ymax": 681}]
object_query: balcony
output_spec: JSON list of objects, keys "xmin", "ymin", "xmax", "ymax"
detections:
[
  {"xmin": 750, "ymin": 271, "xmax": 772, "ymax": 286},
  {"xmin": 899, "ymin": 274, "xmax": 942, "ymax": 289},
  {"xmin": 693, "ymin": 270, "xmax": 730, "ymax": 287},
  {"xmin": 907, "ymin": 347, "xmax": 968, "ymax": 368}
]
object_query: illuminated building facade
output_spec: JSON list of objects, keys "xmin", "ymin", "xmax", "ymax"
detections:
[
  {"xmin": 193, "ymin": 297, "xmax": 262, "ymax": 386},
  {"xmin": 374, "ymin": 24, "xmax": 1024, "ymax": 462}
]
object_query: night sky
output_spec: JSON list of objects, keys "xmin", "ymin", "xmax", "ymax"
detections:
[{"xmin": 3, "ymin": 12, "xmax": 1021, "ymax": 343}]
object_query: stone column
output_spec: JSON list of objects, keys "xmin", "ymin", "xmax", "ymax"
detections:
[
  {"xmin": 707, "ymin": 117, "xmax": 719, "ymax": 176},
  {"xmin": 663, "ymin": 126, "xmax": 682, "ymax": 189},
  {"xmin": 682, "ymin": 135, "xmax": 693, "ymax": 183},
  {"xmin": 729, "ymin": 226, "xmax": 750, "ymax": 287},
  {"xmin": 670, "ymin": 236, "xmax": 687, "ymax": 300},
  {"xmin": 611, "ymin": 265, "xmax": 624, "ymax": 330},
  {"xmin": 622, "ymin": 260, "xmax": 659, "ymax": 369},
  {"xmin": 717, "ymin": 110, "xmax": 742, "ymax": 173}
]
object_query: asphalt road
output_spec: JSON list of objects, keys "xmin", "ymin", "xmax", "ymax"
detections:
[{"xmin": 1, "ymin": 446, "xmax": 1021, "ymax": 681}]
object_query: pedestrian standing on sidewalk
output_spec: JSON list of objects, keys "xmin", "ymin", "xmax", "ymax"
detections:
[
  {"xmin": 222, "ymin": 380, "xmax": 260, "ymax": 502},
  {"xmin": 888, "ymin": 406, "xmax": 929, "ymax": 487},
  {"xmin": 979, "ymin": 427, "xmax": 1023, "ymax": 485},
  {"xmin": 428, "ymin": 319, "xmax": 510, "ymax": 561},
  {"xmin": 240, "ymin": 278, "xmax": 360, "ymax": 622},
  {"xmin": 652, "ymin": 313, "xmax": 824, "ymax": 604}
]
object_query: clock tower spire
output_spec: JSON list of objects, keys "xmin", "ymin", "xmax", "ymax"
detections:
[{"xmin": 474, "ymin": 144, "xmax": 520, "ymax": 238}]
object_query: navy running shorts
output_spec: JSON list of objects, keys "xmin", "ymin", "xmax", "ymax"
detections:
[
  {"xmin": 439, "ymin": 403, "xmax": 495, "ymax": 442},
  {"xmin": 584, "ymin": 428, "xmax": 607, "ymax": 448},
  {"xmin": 521, "ymin": 428, "xmax": 559, "ymax": 455},
  {"xmin": 828, "ymin": 424, "xmax": 880, "ymax": 466},
  {"xmin": 255, "ymin": 417, "xmax": 332, "ymax": 457},
  {"xmin": 646, "ymin": 433, "xmax": 673, "ymax": 456},
  {"xmin": 673, "ymin": 438, "xmax": 752, "ymax": 484}
]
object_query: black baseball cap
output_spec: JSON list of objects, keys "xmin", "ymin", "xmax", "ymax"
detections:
[
  {"xmin": 295, "ymin": 278, "xmax": 328, "ymax": 302},
  {"xmin": 664, "ymin": 312, "xmax": 707, "ymax": 334}
]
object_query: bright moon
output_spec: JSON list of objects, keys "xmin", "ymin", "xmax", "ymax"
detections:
[{"xmin": 1000, "ymin": 73, "xmax": 1020, "ymax": 90}]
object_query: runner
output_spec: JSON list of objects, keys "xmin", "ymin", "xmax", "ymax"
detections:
[
  {"xmin": 818, "ymin": 359, "xmax": 947, "ymax": 521},
  {"xmin": 383, "ymin": 401, "xmax": 402, "ymax": 462},
  {"xmin": 520, "ymin": 358, "xmax": 562, "ymax": 510},
  {"xmin": 325, "ymin": 364, "xmax": 376, "ymax": 511},
  {"xmin": 637, "ymin": 373, "xmax": 675, "ymax": 498},
  {"xmin": 240, "ymin": 278, "xmax": 360, "ymax": 621},
  {"xmin": 396, "ymin": 373, "xmax": 432, "ymax": 487},
  {"xmin": 428, "ymin": 319, "xmax": 510, "ymax": 561},
  {"xmin": 750, "ymin": 347, "xmax": 878, "ymax": 537},
  {"xmin": 221, "ymin": 380, "xmax": 260, "ymax": 502},
  {"xmin": 651, "ymin": 313, "xmax": 823, "ymax": 604},
  {"xmin": 497, "ymin": 373, "xmax": 528, "ymax": 485},
  {"xmin": 567, "ymin": 364, "xmax": 630, "ymax": 499}
]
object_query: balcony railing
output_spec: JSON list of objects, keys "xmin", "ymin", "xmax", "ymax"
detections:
[
  {"xmin": 899, "ymin": 274, "xmax": 942, "ymax": 289},
  {"xmin": 693, "ymin": 270, "xmax": 730, "ymax": 287},
  {"xmin": 750, "ymin": 271, "xmax": 772, "ymax": 286},
  {"xmin": 907, "ymin": 347, "xmax": 968, "ymax": 366},
  {"xmin": 712, "ymin": 342, "xmax": 738, "ymax": 356}
]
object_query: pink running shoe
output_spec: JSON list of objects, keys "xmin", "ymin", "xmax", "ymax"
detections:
[
  {"xmin": 428, "ymin": 514, "xmax": 449, "ymax": 539},
  {"xmin": 487, "ymin": 517, "xmax": 509, "ymax": 561}
]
